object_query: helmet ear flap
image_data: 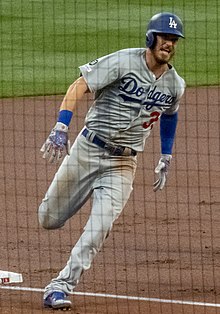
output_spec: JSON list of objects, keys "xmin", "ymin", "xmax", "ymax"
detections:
[{"xmin": 146, "ymin": 32, "xmax": 155, "ymax": 48}]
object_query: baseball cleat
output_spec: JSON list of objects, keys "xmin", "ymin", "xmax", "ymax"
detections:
[{"xmin": 44, "ymin": 291, "xmax": 72, "ymax": 310}]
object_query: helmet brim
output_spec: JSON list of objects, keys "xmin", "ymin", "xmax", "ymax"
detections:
[{"xmin": 148, "ymin": 29, "xmax": 185, "ymax": 39}]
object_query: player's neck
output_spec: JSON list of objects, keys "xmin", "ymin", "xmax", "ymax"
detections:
[{"xmin": 145, "ymin": 49, "xmax": 169, "ymax": 79}]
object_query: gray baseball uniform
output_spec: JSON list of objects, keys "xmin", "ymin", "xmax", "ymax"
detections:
[{"xmin": 38, "ymin": 48, "xmax": 185, "ymax": 297}]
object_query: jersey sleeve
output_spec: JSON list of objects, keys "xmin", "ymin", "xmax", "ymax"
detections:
[
  {"xmin": 164, "ymin": 76, "xmax": 186, "ymax": 115},
  {"xmin": 79, "ymin": 51, "xmax": 121, "ymax": 92}
]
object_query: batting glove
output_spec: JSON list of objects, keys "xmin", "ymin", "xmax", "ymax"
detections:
[
  {"xmin": 153, "ymin": 154, "xmax": 172, "ymax": 192},
  {"xmin": 40, "ymin": 122, "xmax": 70, "ymax": 163}
]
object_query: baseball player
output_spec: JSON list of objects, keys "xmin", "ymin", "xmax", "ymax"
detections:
[{"xmin": 39, "ymin": 12, "xmax": 185, "ymax": 310}]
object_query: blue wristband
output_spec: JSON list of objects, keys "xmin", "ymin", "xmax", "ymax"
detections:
[
  {"xmin": 160, "ymin": 112, "xmax": 178, "ymax": 154},
  {"xmin": 57, "ymin": 110, "xmax": 73, "ymax": 126}
]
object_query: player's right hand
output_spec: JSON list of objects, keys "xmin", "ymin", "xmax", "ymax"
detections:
[{"xmin": 40, "ymin": 122, "xmax": 70, "ymax": 163}]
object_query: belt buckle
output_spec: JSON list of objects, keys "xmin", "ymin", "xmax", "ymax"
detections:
[
  {"xmin": 114, "ymin": 146, "xmax": 124, "ymax": 156},
  {"xmin": 104, "ymin": 143, "xmax": 124, "ymax": 156}
]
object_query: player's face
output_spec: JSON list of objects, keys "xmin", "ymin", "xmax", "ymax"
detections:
[{"xmin": 152, "ymin": 34, "xmax": 179, "ymax": 64}]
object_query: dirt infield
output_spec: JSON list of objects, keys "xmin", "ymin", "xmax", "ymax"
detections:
[{"xmin": 0, "ymin": 86, "xmax": 219, "ymax": 313}]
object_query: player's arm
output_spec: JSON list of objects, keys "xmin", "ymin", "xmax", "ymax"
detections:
[
  {"xmin": 59, "ymin": 76, "xmax": 89, "ymax": 114},
  {"xmin": 40, "ymin": 76, "xmax": 90, "ymax": 163},
  {"xmin": 160, "ymin": 111, "xmax": 178, "ymax": 155},
  {"xmin": 153, "ymin": 112, "xmax": 178, "ymax": 192},
  {"xmin": 153, "ymin": 77, "xmax": 185, "ymax": 192}
]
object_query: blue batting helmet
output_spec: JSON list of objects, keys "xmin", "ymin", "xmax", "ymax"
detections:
[{"xmin": 146, "ymin": 12, "xmax": 184, "ymax": 48}]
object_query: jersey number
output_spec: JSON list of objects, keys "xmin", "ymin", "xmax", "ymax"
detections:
[{"xmin": 142, "ymin": 111, "xmax": 160, "ymax": 129}]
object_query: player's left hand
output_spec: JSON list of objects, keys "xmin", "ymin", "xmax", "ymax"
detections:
[
  {"xmin": 153, "ymin": 154, "xmax": 172, "ymax": 192},
  {"xmin": 40, "ymin": 122, "xmax": 70, "ymax": 163}
]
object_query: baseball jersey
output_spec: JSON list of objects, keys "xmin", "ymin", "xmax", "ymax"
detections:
[{"xmin": 79, "ymin": 48, "xmax": 185, "ymax": 152}]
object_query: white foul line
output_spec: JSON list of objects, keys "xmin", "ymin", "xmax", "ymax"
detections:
[{"xmin": 0, "ymin": 285, "xmax": 220, "ymax": 308}]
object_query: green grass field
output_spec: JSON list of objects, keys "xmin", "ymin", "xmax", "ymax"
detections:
[{"xmin": 1, "ymin": 0, "xmax": 220, "ymax": 98}]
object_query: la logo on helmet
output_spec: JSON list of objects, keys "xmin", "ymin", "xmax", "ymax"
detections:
[{"xmin": 169, "ymin": 17, "xmax": 177, "ymax": 29}]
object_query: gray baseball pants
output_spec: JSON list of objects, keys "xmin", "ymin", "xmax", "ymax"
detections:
[{"xmin": 38, "ymin": 132, "xmax": 137, "ymax": 298}]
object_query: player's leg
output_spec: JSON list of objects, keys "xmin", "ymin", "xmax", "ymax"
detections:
[
  {"xmin": 38, "ymin": 135, "xmax": 97, "ymax": 229},
  {"xmin": 43, "ymin": 156, "xmax": 137, "ymax": 297}
]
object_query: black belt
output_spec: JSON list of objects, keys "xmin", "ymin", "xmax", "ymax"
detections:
[{"xmin": 81, "ymin": 128, "xmax": 137, "ymax": 157}]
